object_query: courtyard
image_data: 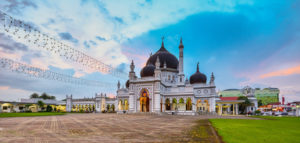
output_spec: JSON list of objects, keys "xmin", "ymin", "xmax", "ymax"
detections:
[{"xmin": 0, "ymin": 113, "xmax": 253, "ymax": 143}]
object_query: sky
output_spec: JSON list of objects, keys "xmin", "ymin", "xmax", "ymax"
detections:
[{"xmin": 0, "ymin": 0, "xmax": 299, "ymax": 102}]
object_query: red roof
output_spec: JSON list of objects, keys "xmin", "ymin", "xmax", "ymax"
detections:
[
  {"xmin": 267, "ymin": 102, "xmax": 281, "ymax": 105},
  {"xmin": 220, "ymin": 97, "xmax": 239, "ymax": 101}
]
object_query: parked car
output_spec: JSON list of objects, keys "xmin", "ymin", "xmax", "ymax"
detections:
[
  {"xmin": 263, "ymin": 111, "xmax": 272, "ymax": 116},
  {"xmin": 281, "ymin": 112, "xmax": 288, "ymax": 115},
  {"xmin": 274, "ymin": 112, "xmax": 281, "ymax": 116}
]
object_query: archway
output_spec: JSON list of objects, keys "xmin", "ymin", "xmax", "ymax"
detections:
[
  {"xmin": 172, "ymin": 98, "xmax": 177, "ymax": 110},
  {"xmin": 124, "ymin": 99, "xmax": 129, "ymax": 110},
  {"xmin": 118, "ymin": 100, "xmax": 123, "ymax": 110},
  {"xmin": 178, "ymin": 98, "xmax": 185, "ymax": 111},
  {"xmin": 140, "ymin": 88, "xmax": 150, "ymax": 112},
  {"xmin": 186, "ymin": 98, "xmax": 192, "ymax": 110},
  {"xmin": 165, "ymin": 98, "xmax": 171, "ymax": 111}
]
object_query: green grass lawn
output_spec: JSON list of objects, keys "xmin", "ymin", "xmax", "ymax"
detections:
[
  {"xmin": 210, "ymin": 116, "xmax": 300, "ymax": 143},
  {"xmin": 0, "ymin": 112, "xmax": 66, "ymax": 118}
]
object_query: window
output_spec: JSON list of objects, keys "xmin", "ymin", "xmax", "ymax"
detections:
[
  {"xmin": 180, "ymin": 77, "xmax": 182, "ymax": 82},
  {"xmin": 168, "ymin": 75, "xmax": 170, "ymax": 80}
]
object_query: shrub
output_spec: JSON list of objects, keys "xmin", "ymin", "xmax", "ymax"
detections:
[{"xmin": 255, "ymin": 110, "xmax": 261, "ymax": 115}]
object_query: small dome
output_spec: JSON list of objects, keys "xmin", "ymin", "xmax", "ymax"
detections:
[
  {"xmin": 146, "ymin": 41, "xmax": 178, "ymax": 70},
  {"xmin": 126, "ymin": 80, "xmax": 129, "ymax": 88},
  {"xmin": 140, "ymin": 64, "xmax": 155, "ymax": 77},
  {"xmin": 190, "ymin": 63, "xmax": 207, "ymax": 84}
]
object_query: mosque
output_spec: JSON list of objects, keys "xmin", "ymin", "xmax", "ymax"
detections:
[
  {"xmin": 0, "ymin": 38, "xmax": 258, "ymax": 115},
  {"xmin": 117, "ymin": 38, "xmax": 219, "ymax": 115}
]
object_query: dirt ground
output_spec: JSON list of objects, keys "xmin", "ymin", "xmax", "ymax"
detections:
[{"xmin": 0, "ymin": 113, "xmax": 254, "ymax": 143}]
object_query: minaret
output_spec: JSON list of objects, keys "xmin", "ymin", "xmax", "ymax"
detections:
[
  {"xmin": 155, "ymin": 56, "xmax": 161, "ymax": 79},
  {"xmin": 129, "ymin": 60, "xmax": 136, "ymax": 80},
  {"xmin": 117, "ymin": 80, "xmax": 120, "ymax": 89},
  {"xmin": 179, "ymin": 37, "xmax": 184, "ymax": 73},
  {"xmin": 209, "ymin": 72, "xmax": 215, "ymax": 86},
  {"xmin": 178, "ymin": 37, "xmax": 185, "ymax": 85}
]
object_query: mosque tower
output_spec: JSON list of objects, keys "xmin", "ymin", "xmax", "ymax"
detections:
[{"xmin": 178, "ymin": 37, "xmax": 185, "ymax": 85}]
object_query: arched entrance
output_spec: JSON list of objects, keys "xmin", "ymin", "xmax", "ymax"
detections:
[
  {"xmin": 165, "ymin": 98, "xmax": 171, "ymax": 111},
  {"xmin": 186, "ymin": 97, "xmax": 192, "ymax": 110},
  {"xmin": 140, "ymin": 88, "xmax": 150, "ymax": 112}
]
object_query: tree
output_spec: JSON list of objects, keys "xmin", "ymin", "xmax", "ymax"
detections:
[
  {"xmin": 30, "ymin": 93, "xmax": 39, "ymax": 99},
  {"xmin": 50, "ymin": 96, "xmax": 56, "ymax": 100},
  {"xmin": 46, "ymin": 105, "xmax": 53, "ymax": 112},
  {"xmin": 258, "ymin": 100, "xmax": 263, "ymax": 107},
  {"xmin": 238, "ymin": 96, "xmax": 252, "ymax": 114},
  {"xmin": 40, "ymin": 93, "xmax": 49, "ymax": 100},
  {"xmin": 37, "ymin": 100, "xmax": 45, "ymax": 111}
]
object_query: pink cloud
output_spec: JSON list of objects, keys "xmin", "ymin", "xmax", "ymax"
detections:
[
  {"xmin": 260, "ymin": 65, "xmax": 300, "ymax": 79},
  {"xmin": 122, "ymin": 51, "xmax": 149, "ymax": 68},
  {"xmin": 0, "ymin": 86, "xmax": 10, "ymax": 90}
]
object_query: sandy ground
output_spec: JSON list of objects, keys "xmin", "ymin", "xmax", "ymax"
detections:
[{"xmin": 0, "ymin": 113, "xmax": 255, "ymax": 143}]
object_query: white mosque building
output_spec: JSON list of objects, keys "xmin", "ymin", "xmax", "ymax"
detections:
[
  {"xmin": 116, "ymin": 38, "xmax": 219, "ymax": 115},
  {"xmin": 0, "ymin": 38, "xmax": 258, "ymax": 116}
]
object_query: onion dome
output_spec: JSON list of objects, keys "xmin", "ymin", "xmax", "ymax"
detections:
[
  {"xmin": 190, "ymin": 63, "xmax": 207, "ymax": 84},
  {"xmin": 126, "ymin": 80, "xmax": 129, "ymax": 88},
  {"xmin": 146, "ymin": 40, "xmax": 178, "ymax": 70},
  {"xmin": 140, "ymin": 63, "xmax": 155, "ymax": 77}
]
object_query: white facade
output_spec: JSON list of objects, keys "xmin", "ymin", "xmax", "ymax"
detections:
[
  {"xmin": 66, "ymin": 93, "xmax": 117, "ymax": 112},
  {"xmin": 116, "ymin": 39, "xmax": 218, "ymax": 115}
]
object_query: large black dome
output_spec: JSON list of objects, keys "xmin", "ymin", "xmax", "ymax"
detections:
[
  {"xmin": 140, "ymin": 64, "xmax": 155, "ymax": 77},
  {"xmin": 126, "ymin": 80, "xmax": 129, "ymax": 88},
  {"xmin": 190, "ymin": 63, "xmax": 207, "ymax": 84},
  {"xmin": 146, "ymin": 42, "xmax": 178, "ymax": 70}
]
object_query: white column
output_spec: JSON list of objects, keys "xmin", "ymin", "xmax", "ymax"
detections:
[
  {"xmin": 236, "ymin": 104, "xmax": 239, "ymax": 115},
  {"xmin": 233, "ymin": 104, "xmax": 235, "ymax": 115},
  {"xmin": 154, "ymin": 94, "xmax": 161, "ymax": 112},
  {"xmin": 220, "ymin": 104, "xmax": 223, "ymax": 115}
]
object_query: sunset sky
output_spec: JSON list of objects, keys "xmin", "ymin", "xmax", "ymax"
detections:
[{"xmin": 0, "ymin": 0, "xmax": 299, "ymax": 102}]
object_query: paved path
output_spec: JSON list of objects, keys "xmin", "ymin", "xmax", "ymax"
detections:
[{"xmin": 0, "ymin": 113, "xmax": 256, "ymax": 143}]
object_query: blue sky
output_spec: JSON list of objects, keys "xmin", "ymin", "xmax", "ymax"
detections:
[{"xmin": 0, "ymin": 0, "xmax": 299, "ymax": 102}]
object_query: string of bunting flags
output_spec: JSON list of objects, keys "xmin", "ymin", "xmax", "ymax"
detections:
[
  {"xmin": 0, "ymin": 10, "xmax": 127, "ymax": 79},
  {"xmin": 0, "ymin": 57, "xmax": 116, "ymax": 88}
]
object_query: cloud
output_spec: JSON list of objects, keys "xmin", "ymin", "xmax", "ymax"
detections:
[
  {"xmin": 0, "ymin": 86, "xmax": 10, "ymax": 90},
  {"xmin": 260, "ymin": 65, "xmax": 300, "ymax": 79},
  {"xmin": 96, "ymin": 36, "xmax": 107, "ymax": 41},
  {"xmin": 0, "ymin": 0, "xmax": 37, "ymax": 15},
  {"xmin": 0, "ymin": 33, "xmax": 28, "ymax": 52},
  {"xmin": 58, "ymin": 32, "xmax": 79, "ymax": 43}
]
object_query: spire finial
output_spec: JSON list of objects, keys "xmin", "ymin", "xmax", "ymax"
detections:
[
  {"xmin": 180, "ymin": 37, "xmax": 182, "ymax": 44},
  {"xmin": 155, "ymin": 56, "xmax": 160, "ymax": 68},
  {"xmin": 161, "ymin": 36, "xmax": 164, "ymax": 47},
  {"xmin": 130, "ymin": 60, "xmax": 135, "ymax": 72},
  {"xmin": 197, "ymin": 62, "xmax": 199, "ymax": 72}
]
